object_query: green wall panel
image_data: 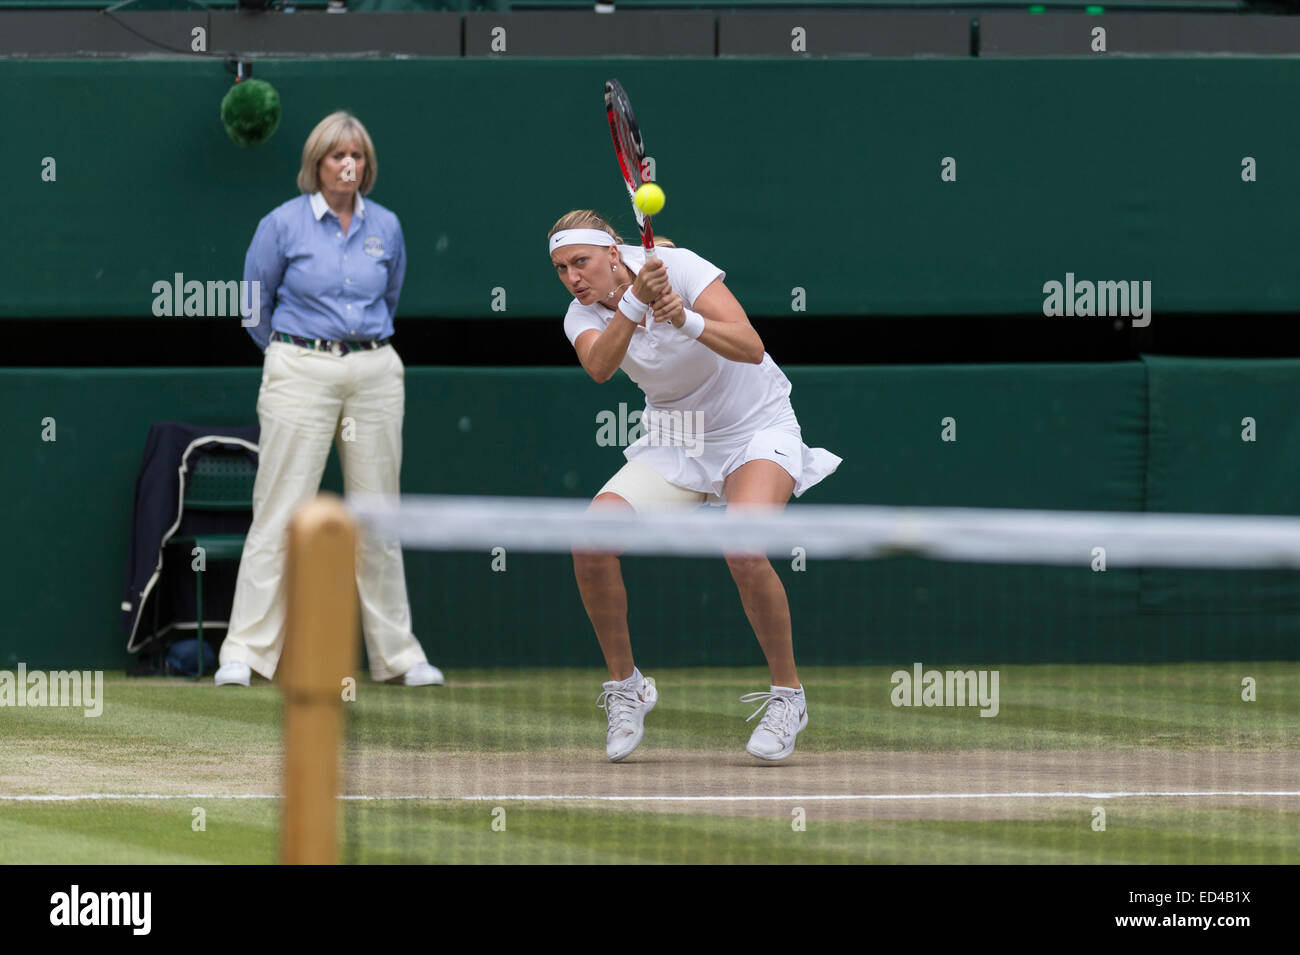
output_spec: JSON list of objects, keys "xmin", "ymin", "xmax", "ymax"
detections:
[
  {"xmin": 1141, "ymin": 356, "xmax": 1300, "ymax": 614},
  {"xmin": 3, "ymin": 58, "xmax": 1297, "ymax": 319},
  {"xmin": 9, "ymin": 360, "xmax": 1297, "ymax": 674}
]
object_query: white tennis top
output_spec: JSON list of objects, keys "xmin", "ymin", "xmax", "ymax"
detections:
[{"xmin": 562, "ymin": 245, "xmax": 793, "ymax": 442}]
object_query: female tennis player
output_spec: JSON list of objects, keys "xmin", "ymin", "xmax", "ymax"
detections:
[{"xmin": 549, "ymin": 210, "xmax": 841, "ymax": 762}]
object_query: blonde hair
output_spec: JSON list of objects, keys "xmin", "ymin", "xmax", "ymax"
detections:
[
  {"xmin": 548, "ymin": 210, "xmax": 624, "ymax": 245},
  {"xmin": 297, "ymin": 111, "xmax": 378, "ymax": 195},
  {"xmin": 653, "ymin": 236, "xmax": 676, "ymax": 248}
]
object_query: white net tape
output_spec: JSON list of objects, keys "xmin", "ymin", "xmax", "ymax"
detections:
[{"xmin": 347, "ymin": 493, "xmax": 1300, "ymax": 569}]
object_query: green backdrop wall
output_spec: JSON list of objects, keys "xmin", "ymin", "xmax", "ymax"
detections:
[
  {"xmin": 2, "ymin": 57, "xmax": 1297, "ymax": 319},
  {"xmin": 3, "ymin": 358, "xmax": 1298, "ymax": 672}
]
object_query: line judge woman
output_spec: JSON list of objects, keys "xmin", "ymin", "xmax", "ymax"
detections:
[{"xmin": 214, "ymin": 111, "xmax": 443, "ymax": 688}]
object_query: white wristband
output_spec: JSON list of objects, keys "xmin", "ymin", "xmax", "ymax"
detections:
[
  {"xmin": 619, "ymin": 287, "xmax": 650, "ymax": 323},
  {"xmin": 680, "ymin": 311, "xmax": 705, "ymax": 340}
]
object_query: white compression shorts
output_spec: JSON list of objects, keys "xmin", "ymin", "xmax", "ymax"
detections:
[{"xmin": 596, "ymin": 460, "xmax": 713, "ymax": 514}]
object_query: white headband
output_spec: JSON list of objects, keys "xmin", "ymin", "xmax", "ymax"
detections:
[{"xmin": 549, "ymin": 229, "xmax": 617, "ymax": 255}]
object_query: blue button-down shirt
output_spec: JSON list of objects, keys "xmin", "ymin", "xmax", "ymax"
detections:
[{"xmin": 243, "ymin": 191, "xmax": 407, "ymax": 351}]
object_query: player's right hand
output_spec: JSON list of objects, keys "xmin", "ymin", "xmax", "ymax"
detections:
[
  {"xmin": 649, "ymin": 289, "xmax": 685, "ymax": 328},
  {"xmin": 633, "ymin": 258, "xmax": 669, "ymax": 303}
]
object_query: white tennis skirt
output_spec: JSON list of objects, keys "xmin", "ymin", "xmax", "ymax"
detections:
[{"xmin": 618, "ymin": 400, "xmax": 842, "ymax": 503}]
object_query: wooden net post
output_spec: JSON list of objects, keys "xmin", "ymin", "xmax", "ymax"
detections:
[{"xmin": 281, "ymin": 494, "xmax": 359, "ymax": 865}]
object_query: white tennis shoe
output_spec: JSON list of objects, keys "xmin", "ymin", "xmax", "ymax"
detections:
[
  {"xmin": 401, "ymin": 663, "xmax": 445, "ymax": 686},
  {"xmin": 740, "ymin": 687, "xmax": 808, "ymax": 761},
  {"xmin": 214, "ymin": 661, "xmax": 251, "ymax": 686},
  {"xmin": 596, "ymin": 674, "xmax": 658, "ymax": 761}
]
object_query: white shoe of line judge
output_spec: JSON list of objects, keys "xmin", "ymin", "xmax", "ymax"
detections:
[{"xmin": 213, "ymin": 660, "xmax": 445, "ymax": 687}]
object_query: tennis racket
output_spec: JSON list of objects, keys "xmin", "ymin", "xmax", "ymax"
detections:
[{"xmin": 605, "ymin": 78, "xmax": 659, "ymax": 327}]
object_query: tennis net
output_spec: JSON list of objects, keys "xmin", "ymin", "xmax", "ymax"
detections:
[{"xmin": 280, "ymin": 494, "xmax": 1300, "ymax": 864}]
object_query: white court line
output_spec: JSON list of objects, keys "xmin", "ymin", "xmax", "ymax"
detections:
[
  {"xmin": 0, "ymin": 794, "xmax": 281, "ymax": 802},
  {"xmin": 2, "ymin": 791, "xmax": 1300, "ymax": 803}
]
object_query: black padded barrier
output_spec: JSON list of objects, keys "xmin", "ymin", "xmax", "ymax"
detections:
[
  {"xmin": 463, "ymin": 11, "xmax": 715, "ymax": 57},
  {"xmin": 981, "ymin": 12, "xmax": 1300, "ymax": 57},
  {"xmin": 0, "ymin": 10, "xmax": 462, "ymax": 57},
  {"xmin": 718, "ymin": 11, "xmax": 971, "ymax": 58}
]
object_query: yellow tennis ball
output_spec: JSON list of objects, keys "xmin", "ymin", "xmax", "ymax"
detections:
[{"xmin": 634, "ymin": 182, "xmax": 665, "ymax": 216}]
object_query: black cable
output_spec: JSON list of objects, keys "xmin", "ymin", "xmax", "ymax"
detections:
[{"xmin": 98, "ymin": 0, "xmax": 283, "ymax": 60}]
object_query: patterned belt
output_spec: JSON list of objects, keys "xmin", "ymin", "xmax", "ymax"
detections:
[{"xmin": 273, "ymin": 332, "xmax": 392, "ymax": 356}]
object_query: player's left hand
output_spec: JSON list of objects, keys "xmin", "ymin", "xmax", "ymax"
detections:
[{"xmin": 651, "ymin": 289, "xmax": 686, "ymax": 329}]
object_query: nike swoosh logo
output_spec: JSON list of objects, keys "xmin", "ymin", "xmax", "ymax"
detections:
[{"xmin": 774, "ymin": 450, "xmax": 788, "ymax": 456}]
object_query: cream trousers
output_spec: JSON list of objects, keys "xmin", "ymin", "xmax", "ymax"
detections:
[{"xmin": 219, "ymin": 340, "xmax": 428, "ymax": 681}]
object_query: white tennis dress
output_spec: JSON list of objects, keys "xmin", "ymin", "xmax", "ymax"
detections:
[{"xmin": 563, "ymin": 244, "xmax": 841, "ymax": 501}]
